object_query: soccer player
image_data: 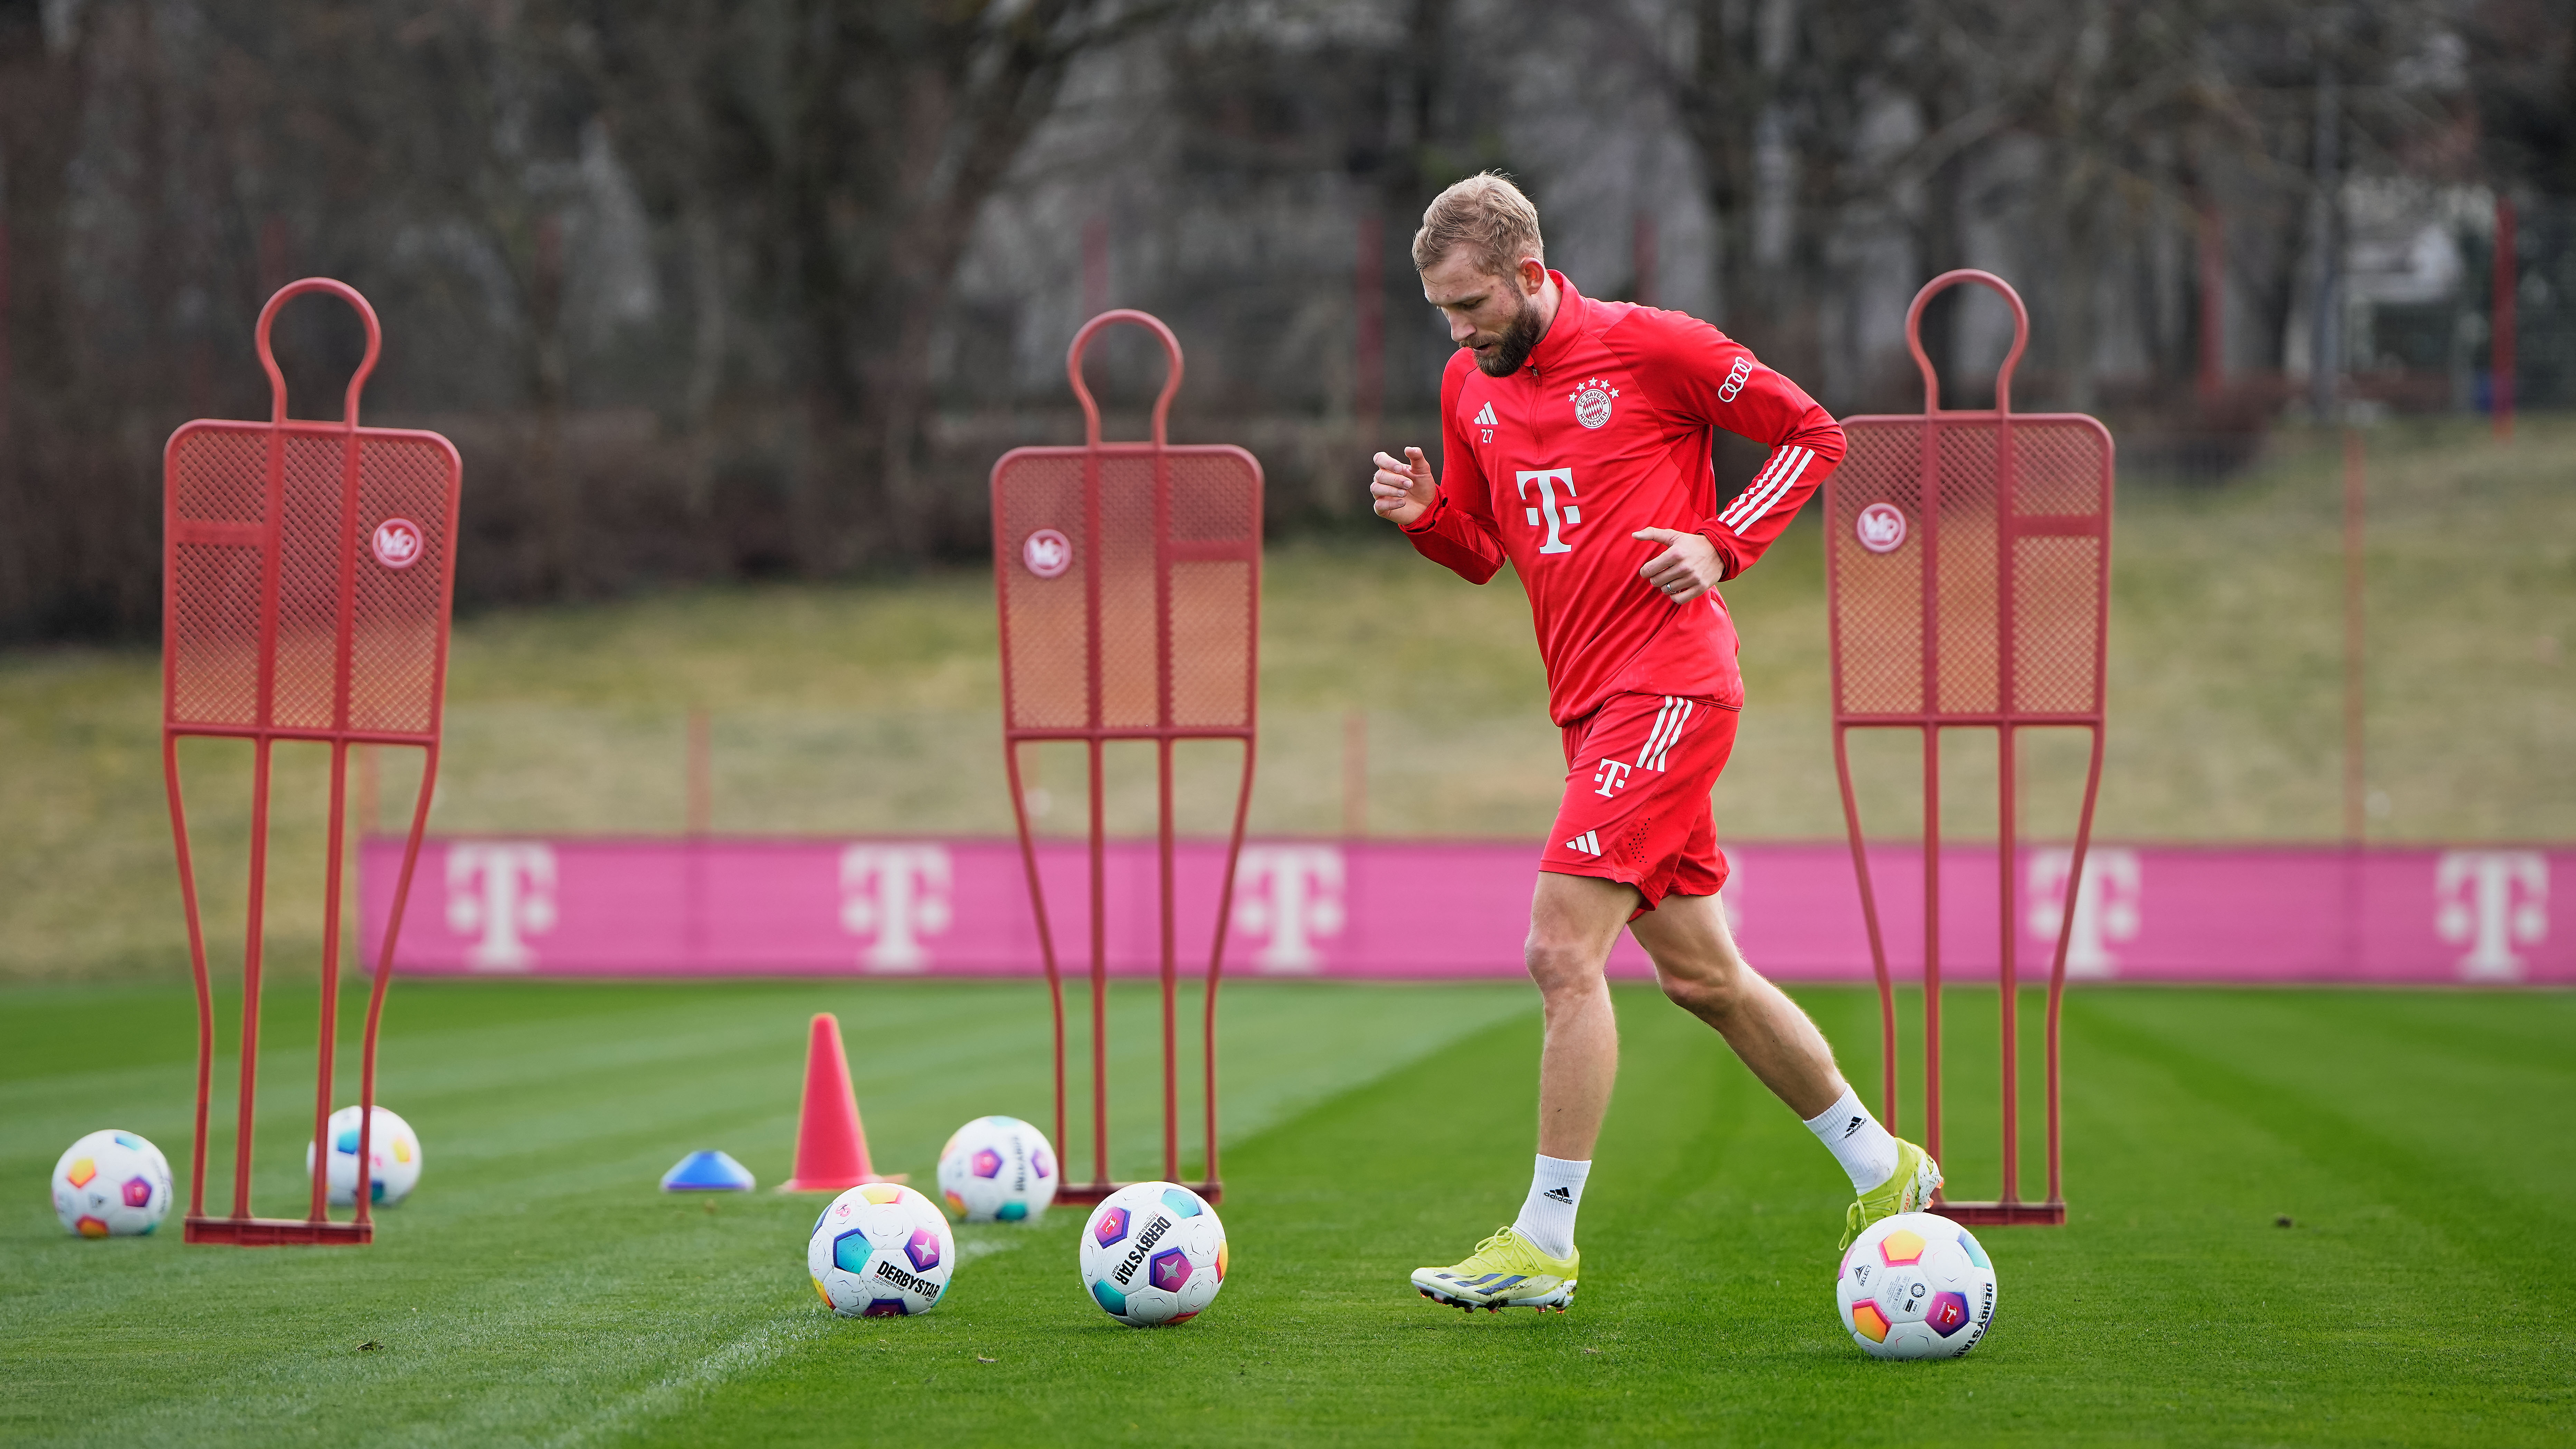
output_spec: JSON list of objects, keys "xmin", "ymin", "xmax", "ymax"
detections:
[{"xmin": 1372, "ymin": 174, "xmax": 1941, "ymax": 1314}]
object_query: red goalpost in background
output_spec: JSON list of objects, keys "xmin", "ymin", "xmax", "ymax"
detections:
[
  {"xmin": 163, "ymin": 279, "xmax": 460, "ymax": 1245},
  {"xmin": 990, "ymin": 311, "xmax": 1262, "ymax": 1206},
  {"xmin": 1828, "ymin": 270, "xmax": 2113, "ymax": 1228}
]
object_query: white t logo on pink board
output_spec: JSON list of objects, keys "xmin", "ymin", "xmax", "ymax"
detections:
[
  {"xmin": 1855, "ymin": 503, "xmax": 1907, "ymax": 554},
  {"xmin": 1233, "ymin": 845, "xmax": 1346, "ymax": 973},
  {"xmin": 371, "ymin": 517, "xmax": 425, "ymax": 569},
  {"xmin": 2437, "ymin": 850, "xmax": 2548, "ymax": 981},
  {"xmin": 840, "ymin": 845, "xmax": 953, "ymax": 972},
  {"xmin": 444, "ymin": 842, "xmax": 558, "ymax": 971},
  {"xmin": 1022, "ymin": 529, "xmax": 1072, "ymax": 579}
]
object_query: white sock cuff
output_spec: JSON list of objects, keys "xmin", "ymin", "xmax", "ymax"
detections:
[
  {"xmin": 1532, "ymin": 1154, "xmax": 1592, "ymax": 1193},
  {"xmin": 1802, "ymin": 1087, "xmax": 1866, "ymax": 1137},
  {"xmin": 1804, "ymin": 1086, "xmax": 1900, "ymax": 1193}
]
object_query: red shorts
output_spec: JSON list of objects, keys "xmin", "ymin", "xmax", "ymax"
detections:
[{"xmin": 1540, "ymin": 692, "xmax": 1739, "ymax": 912}]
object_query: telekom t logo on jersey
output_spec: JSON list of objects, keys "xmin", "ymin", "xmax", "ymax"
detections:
[
  {"xmin": 1232, "ymin": 846, "xmax": 1346, "ymax": 973},
  {"xmin": 445, "ymin": 842, "xmax": 558, "ymax": 971},
  {"xmin": 1516, "ymin": 469, "xmax": 1578, "ymax": 554},
  {"xmin": 840, "ymin": 845, "xmax": 953, "ymax": 972},
  {"xmin": 2436, "ymin": 850, "xmax": 2547, "ymax": 981}
]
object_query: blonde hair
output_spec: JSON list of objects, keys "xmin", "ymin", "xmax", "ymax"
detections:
[{"xmin": 1412, "ymin": 172, "xmax": 1543, "ymax": 279}]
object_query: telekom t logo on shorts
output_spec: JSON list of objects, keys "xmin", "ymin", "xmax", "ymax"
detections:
[
  {"xmin": 2436, "ymin": 850, "xmax": 2547, "ymax": 981},
  {"xmin": 1516, "ymin": 469, "xmax": 1578, "ymax": 554},
  {"xmin": 445, "ymin": 842, "xmax": 558, "ymax": 971},
  {"xmin": 1232, "ymin": 846, "xmax": 1345, "ymax": 973},
  {"xmin": 840, "ymin": 845, "xmax": 953, "ymax": 973},
  {"xmin": 1592, "ymin": 759, "xmax": 1632, "ymax": 796}
]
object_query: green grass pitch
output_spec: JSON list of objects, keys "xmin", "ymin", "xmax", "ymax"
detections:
[{"xmin": 3, "ymin": 979, "xmax": 2569, "ymax": 1446}]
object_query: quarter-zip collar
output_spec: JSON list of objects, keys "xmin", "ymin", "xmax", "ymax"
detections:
[{"xmin": 1523, "ymin": 270, "xmax": 1588, "ymax": 382}]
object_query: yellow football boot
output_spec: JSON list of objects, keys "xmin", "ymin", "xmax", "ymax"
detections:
[{"xmin": 1411, "ymin": 1227, "xmax": 1578, "ymax": 1313}]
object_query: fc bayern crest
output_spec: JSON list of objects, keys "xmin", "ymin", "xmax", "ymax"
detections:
[
  {"xmin": 1022, "ymin": 528, "xmax": 1073, "ymax": 579},
  {"xmin": 1569, "ymin": 377, "xmax": 1618, "ymax": 429},
  {"xmin": 370, "ymin": 517, "xmax": 425, "ymax": 569},
  {"xmin": 1855, "ymin": 502, "xmax": 1908, "ymax": 554}
]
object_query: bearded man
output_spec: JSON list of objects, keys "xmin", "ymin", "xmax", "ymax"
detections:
[{"xmin": 1370, "ymin": 173, "xmax": 1941, "ymax": 1314}]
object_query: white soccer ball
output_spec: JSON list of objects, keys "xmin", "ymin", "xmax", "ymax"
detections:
[
  {"xmin": 1078, "ymin": 1181, "xmax": 1227, "ymax": 1327},
  {"xmin": 1836, "ymin": 1211, "xmax": 1998, "ymax": 1359},
  {"xmin": 51, "ymin": 1129, "xmax": 173, "ymax": 1238},
  {"xmin": 936, "ymin": 1116, "xmax": 1058, "ymax": 1223},
  {"xmin": 304, "ymin": 1105, "xmax": 423, "ymax": 1208},
  {"xmin": 808, "ymin": 1183, "xmax": 954, "ymax": 1317}
]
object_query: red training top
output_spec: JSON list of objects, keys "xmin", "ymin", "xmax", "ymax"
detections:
[{"xmin": 1401, "ymin": 271, "xmax": 1845, "ymax": 725}]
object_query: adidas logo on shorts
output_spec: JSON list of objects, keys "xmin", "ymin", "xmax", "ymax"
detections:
[{"xmin": 1563, "ymin": 831, "xmax": 1602, "ymax": 857}]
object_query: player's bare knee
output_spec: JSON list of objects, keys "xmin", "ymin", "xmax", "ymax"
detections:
[
  {"xmin": 1523, "ymin": 935, "xmax": 1602, "ymax": 999},
  {"xmin": 1657, "ymin": 955, "xmax": 1748, "ymax": 1022}
]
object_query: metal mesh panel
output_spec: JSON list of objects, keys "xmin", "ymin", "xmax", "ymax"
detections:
[
  {"xmin": 2012, "ymin": 421, "xmax": 2106, "ymax": 516},
  {"xmin": 1836, "ymin": 414, "xmax": 2109, "ymax": 724},
  {"xmin": 350, "ymin": 437, "xmax": 457, "ymax": 735},
  {"xmin": 272, "ymin": 434, "xmax": 345, "ymax": 730},
  {"xmin": 171, "ymin": 429, "xmax": 265, "ymax": 523},
  {"xmin": 1169, "ymin": 560, "xmax": 1251, "ymax": 727},
  {"xmin": 996, "ymin": 447, "xmax": 1260, "ymax": 735},
  {"xmin": 1096, "ymin": 456, "xmax": 1160, "ymax": 730},
  {"xmin": 1934, "ymin": 427, "xmax": 2000, "ymax": 715},
  {"xmin": 995, "ymin": 454, "xmax": 1092, "ymax": 731},
  {"xmin": 169, "ymin": 542, "xmax": 265, "ymax": 726},
  {"xmin": 1170, "ymin": 453, "xmax": 1257, "ymax": 544},
  {"xmin": 166, "ymin": 427, "xmax": 270, "ymax": 729},
  {"xmin": 2012, "ymin": 535, "xmax": 2103, "ymax": 713},
  {"xmin": 1832, "ymin": 421, "xmax": 1925, "ymax": 715},
  {"xmin": 164, "ymin": 422, "xmax": 456, "ymax": 741}
]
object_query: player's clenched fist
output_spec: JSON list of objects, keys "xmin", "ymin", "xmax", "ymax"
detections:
[
  {"xmin": 1370, "ymin": 447, "xmax": 1435, "ymax": 527},
  {"xmin": 1633, "ymin": 527, "xmax": 1723, "ymax": 604}
]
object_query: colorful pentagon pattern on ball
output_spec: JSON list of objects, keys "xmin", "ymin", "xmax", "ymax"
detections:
[
  {"xmin": 1850, "ymin": 1300, "xmax": 1892, "ymax": 1343},
  {"xmin": 1834, "ymin": 1212, "xmax": 1998, "ymax": 1360},
  {"xmin": 905, "ymin": 1228, "xmax": 942, "ymax": 1272},
  {"xmin": 307, "ymin": 1105, "xmax": 421, "ymax": 1208},
  {"xmin": 1076, "ymin": 1181, "xmax": 1228, "ymax": 1328},
  {"xmin": 52, "ymin": 1129, "xmax": 172, "ymax": 1238},
  {"xmin": 934, "ymin": 1116, "xmax": 1059, "ymax": 1224},
  {"xmin": 806, "ymin": 1182, "xmax": 954, "ymax": 1318}
]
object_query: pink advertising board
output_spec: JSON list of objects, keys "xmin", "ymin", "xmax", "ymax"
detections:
[{"xmin": 361, "ymin": 837, "xmax": 2568, "ymax": 985}]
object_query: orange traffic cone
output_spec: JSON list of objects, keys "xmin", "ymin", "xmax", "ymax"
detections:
[{"xmin": 778, "ymin": 1012, "xmax": 903, "ymax": 1192}]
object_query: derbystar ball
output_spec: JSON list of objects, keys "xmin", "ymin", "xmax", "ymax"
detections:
[
  {"xmin": 51, "ymin": 1129, "xmax": 173, "ymax": 1238},
  {"xmin": 304, "ymin": 1105, "xmax": 423, "ymax": 1208},
  {"xmin": 807, "ymin": 1183, "xmax": 954, "ymax": 1317},
  {"xmin": 1836, "ymin": 1211, "xmax": 1998, "ymax": 1359},
  {"xmin": 1077, "ymin": 1182, "xmax": 1228, "ymax": 1327},
  {"xmin": 935, "ymin": 1115, "xmax": 1058, "ymax": 1223}
]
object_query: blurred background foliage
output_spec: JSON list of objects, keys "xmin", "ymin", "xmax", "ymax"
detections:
[{"xmin": 0, "ymin": 0, "xmax": 2568, "ymax": 638}]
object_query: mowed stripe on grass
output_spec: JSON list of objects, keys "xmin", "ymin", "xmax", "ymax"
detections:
[{"xmin": 2, "ymin": 982, "xmax": 2570, "ymax": 1446}]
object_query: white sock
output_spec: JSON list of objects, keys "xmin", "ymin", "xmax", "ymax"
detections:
[
  {"xmin": 1804, "ymin": 1086, "xmax": 1901, "ymax": 1193},
  {"xmin": 1511, "ymin": 1154, "xmax": 1590, "ymax": 1259}
]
